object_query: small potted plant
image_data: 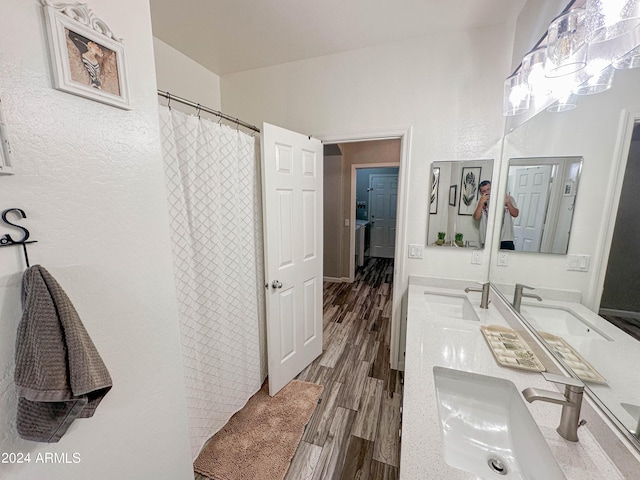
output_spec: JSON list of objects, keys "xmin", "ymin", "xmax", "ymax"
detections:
[
  {"xmin": 436, "ymin": 232, "xmax": 446, "ymax": 245},
  {"xmin": 455, "ymin": 233, "xmax": 464, "ymax": 247}
]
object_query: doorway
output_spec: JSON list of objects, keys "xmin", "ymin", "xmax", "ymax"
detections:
[
  {"xmin": 356, "ymin": 170, "xmax": 399, "ymax": 263},
  {"xmin": 599, "ymin": 120, "xmax": 640, "ymax": 338},
  {"xmin": 321, "ymin": 130, "xmax": 410, "ymax": 371}
]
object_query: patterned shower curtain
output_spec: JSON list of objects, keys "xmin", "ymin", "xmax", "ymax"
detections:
[{"xmin": 158, "ymin": 105, "xmax": 266, "ymax": 458}]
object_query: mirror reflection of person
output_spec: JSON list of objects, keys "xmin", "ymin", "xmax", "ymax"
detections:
[{"xmin": 473, "ymin": 180, "xmax": 519, "ymax": 250}]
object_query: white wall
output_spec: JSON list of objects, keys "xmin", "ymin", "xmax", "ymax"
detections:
[
  {"xmin": 153, "ymin": 37, "xmax": 221, "ymax": 113},
  {"xmin": 0, "ymin": 1, "xmax": 193, "ymax": 479},
  {"xmin": 220, "ymin": 24, "xmax": 517, "ymax": 286}
]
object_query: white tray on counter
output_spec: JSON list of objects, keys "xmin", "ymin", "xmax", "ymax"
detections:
[
  {"xmin": 539, "ymin": 331, "xmax": 608, "ymax": 385},
  {"xmin": 480, "ymin": 325, "xmax": 546, "ymax": 372}
]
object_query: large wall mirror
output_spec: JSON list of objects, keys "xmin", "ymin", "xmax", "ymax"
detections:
[
  {"xmin": 501, "ymin": 156, "xmax": 582, "ymax": 253},
  {"xmin": 491, "ymin": 53, "xmax": 640, "ymax": 447},
  {"xmin": 427, "ymin": 159, "xmax": 493, "ymax": 249}
]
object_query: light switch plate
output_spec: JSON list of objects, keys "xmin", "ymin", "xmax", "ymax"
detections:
[
  {"xmin": 408, "ymin": 244, "xmax": 424, "ymax": 259},
  {"xmin": 567, "ymin": 254, "xmax": 590, "ymax": 272}
]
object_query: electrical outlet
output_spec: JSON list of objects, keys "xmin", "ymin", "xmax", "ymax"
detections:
[
  {"xmin": 408, "ymin": 244, "xmax": 424, "ymax": 259},
  {"xmin": 471, "ymin": 249, "xmax": 482, "ymax": 265},
  {"xmin": 497, "ymin": 251, "xmax": 508, "ymax": 267}
]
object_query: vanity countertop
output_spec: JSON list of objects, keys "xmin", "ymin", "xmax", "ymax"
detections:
[
  {"xmin": 399, "ymin": 277, "xmax": 635, "ymax": 479},
  {"xmin": 516, "ymin": 297, "xmax": 640, "ymax": 435}
]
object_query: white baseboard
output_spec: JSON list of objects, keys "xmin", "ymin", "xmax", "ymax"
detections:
[{"xmin": 323, "ymin": 276, "xmax": 351, "ymax": 283}]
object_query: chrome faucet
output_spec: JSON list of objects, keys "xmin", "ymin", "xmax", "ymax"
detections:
[
  {"xmin": 522, "ymin": 372, "xmax": 585, "ymax": 442},
  {"xmin": 464, "ymin": 282, "xmax": 490, "ymax": 309},
  {"xmin": 513, "ymin": 283, "xmax": 542, "ymax": 312}
]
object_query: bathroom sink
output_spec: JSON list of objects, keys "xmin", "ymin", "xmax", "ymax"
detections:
[
  {"xmin": 424, "ymin": 292, "xmax": 480, "ymax": 321},
  {"xmin": 519, "ymin": 304, "xmax": 612, "ymax": 341},
  {"xmin": 433, "ymin": 366, "xmax": 566, "ymax": 479}
]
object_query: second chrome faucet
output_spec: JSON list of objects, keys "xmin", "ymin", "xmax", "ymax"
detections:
[{"xmin": 513, "ymin": 283, "xmax": 542, "ymax": 312}]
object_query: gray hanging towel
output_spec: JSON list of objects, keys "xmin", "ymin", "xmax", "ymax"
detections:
[{"xmin": 14, "ymin": 265, "xmax": 112, "ymax": 442}]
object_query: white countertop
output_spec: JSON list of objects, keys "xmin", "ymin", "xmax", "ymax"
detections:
[
  {"xmin": 400, "ymin": 278, "xmax": 633, "ymax": 479},
  {"xmin": 516, "ymin": 297, "xmax": 640, "ymax": 435}
]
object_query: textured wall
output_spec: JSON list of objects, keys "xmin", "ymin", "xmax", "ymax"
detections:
[{"xmin": 0, "ymin": 1, "xmax": 193, "ymax": 478}]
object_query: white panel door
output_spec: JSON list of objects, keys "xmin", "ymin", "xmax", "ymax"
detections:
[
  {"xmin": 261, "ymin": 122, "xmax": 323, "ymax": 396},
  {"xmin": 369, "ymin": 174, "xmax": 398, "ymax": 258},
  {"xmin": 512, "ymin": 166, "xmax": 552, "ymax": 251}
]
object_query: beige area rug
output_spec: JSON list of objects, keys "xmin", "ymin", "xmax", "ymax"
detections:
[{"xmin": 194, "ymin": 379, "xmax": 324, "ymax": 480}]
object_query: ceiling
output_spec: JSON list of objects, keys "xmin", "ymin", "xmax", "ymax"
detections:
[{"xmin": 149, "ymin": 0, "xmax": 527, "ymax": 76}]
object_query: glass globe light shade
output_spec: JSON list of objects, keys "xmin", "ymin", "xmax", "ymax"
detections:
[
  {"xmin": 503, "ymin": 72, "xmax": 530, "ymax": 116},
  {"xmin": 574, "ymin": 63, "xmax": 615, "ymax": 95},
  {"xmin": 522, "ymin": 47, "xmax": 552, "ymax": 97},
  {"xmin": 547, "ymin": 93, "xmax": 578, "ymax": 112},
  {"xmin": 613, "ymin": 44, "xmax": 640, "ymax": 68},
  {"xmin": 546, "ymin": 9, "xmax": 588, "ymax": 78},
  {"xmin": 585, "ymin": 0, "xmax": 640, "ymax": 44}
]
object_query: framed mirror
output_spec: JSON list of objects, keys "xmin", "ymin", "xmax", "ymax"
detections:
[
  {"xmin": 491, "ymin": 55, "xmax": 640, "ymax": 448},
  {"xmin": 427, "ymin": 159, "xmax": 493, "ymax": 249},
  {"xmin": 500, "ymin": 156, "xmax": 582, "ymax": 253}
]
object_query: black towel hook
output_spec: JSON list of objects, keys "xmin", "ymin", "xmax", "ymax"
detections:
[{"xmin": 0, "ymin": 207, "xmax": 37, "ymax": 268}]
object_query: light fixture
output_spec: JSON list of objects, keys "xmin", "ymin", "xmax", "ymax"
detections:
[
  {"xmin": 574, "ymin": 63, "xmax": 615, "ymax": 94},
  {"xmin": 503, "ymin": 72, "xmax": 530, "ymax": 116},
  {"xmin": 546, "ymin": 92, "xmax": 578, "ymax": 112},
  {"xmin": 546, "ymin": 8, "xmax": 588, "ymax": 78},
  {"xmin": 504, "ymin": 1, "xmax": 640, "ymax": 117},
  {"xmin": 522, "ymin": 47, "xmax": 551, "ymax": 97},
  {"xmin": 613, "ymin": 44, "xmax": 640, "ymax": 68},
  {"xmin": 584, "ymin": 0, "xmax": 640, "ymax": 44}
]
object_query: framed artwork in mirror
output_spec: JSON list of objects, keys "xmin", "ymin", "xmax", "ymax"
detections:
[
  {"xmin": 448, "ymin": 185, "xmax": 457, "ymax": 206},
  {"xmin": 0, "ymin": 98, "xmax": 13, "ymax": 176},
  {"xmin": 42, "ymin": 1, "xmax": 131, "ymax": 110},
  {"xmin": 458, "ymin": 166, "xmax": 481, "ymax": 215},
  {"xmin": 430, "ymin": 167, "xmax": 439, "ymax": 214}
]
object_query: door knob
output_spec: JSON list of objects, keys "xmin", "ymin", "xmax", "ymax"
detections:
[{"xmin": 271, "ymin": 280, "xmax": 283, "ymax": 289}]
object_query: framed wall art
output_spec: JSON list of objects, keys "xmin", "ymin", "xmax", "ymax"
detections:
[
  {"xmin": 458, "ymin": 166, "xmax": 482, "ymax": 215},
  {"xmin": 448, "ymin": 185, "xmax": 457, "ymax": 207},
  {"xmin": 42, "ymin": 0, "xmax": 131, "ymax": 109},
  {"xmin": 430, "ymin": 167, "xmax": 440, "ymax": 214},
  {"xmin": 0, "ymin": 98, "xmax": 13, "ymax": 176}
]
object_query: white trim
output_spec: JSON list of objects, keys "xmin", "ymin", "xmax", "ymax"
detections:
[
  {"xmin": 321, "ymin": 126, "xmax": 412, "ymax": 370},
  {"xmin": 589, "ymin": 109, "xmax": 640, "ymax": 311}
]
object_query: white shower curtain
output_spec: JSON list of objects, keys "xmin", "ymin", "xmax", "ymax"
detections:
[{"xmin": 158, "ymin": 105, "xmax": 266, "ymax": 458}]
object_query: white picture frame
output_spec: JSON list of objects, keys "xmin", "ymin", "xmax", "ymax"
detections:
[
  {"xmin": 0, "ymin": 98, "xmax": 14, "ymax": 176},
  {"xmin": 41, "ymin": 1, "xmax": 131, "ymax": 110}
]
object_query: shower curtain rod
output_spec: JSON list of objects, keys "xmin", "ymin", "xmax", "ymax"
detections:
[{"xmin": 157, "ymin": 90, "xmax": 260, "ymax": 133}]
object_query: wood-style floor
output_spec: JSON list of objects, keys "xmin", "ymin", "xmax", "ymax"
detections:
[{"xmin": 195, "ymin": 257, "xmax": 402, "ymax": 480}]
